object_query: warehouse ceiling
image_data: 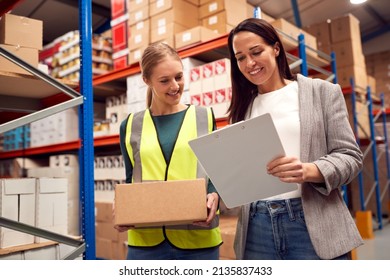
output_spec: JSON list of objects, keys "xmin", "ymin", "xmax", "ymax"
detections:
[{"xmin": 6, "ymin": 0, "xmax": 390, "ymax": 51}]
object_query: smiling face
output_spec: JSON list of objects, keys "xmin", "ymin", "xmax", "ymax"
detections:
[
  {"xmin": 144, "ymin": 55, "xmax": 184, "ymax": 112},
  {"xmin": 232, "ymin": 31, "xmax": 282, "ymax": 93}
]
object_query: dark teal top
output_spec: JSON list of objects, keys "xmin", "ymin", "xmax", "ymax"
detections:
[{"xmin": 119, "ymin": 106, "xmax": 218, "ymax": 194}]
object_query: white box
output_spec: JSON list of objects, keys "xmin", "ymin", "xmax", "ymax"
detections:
[
  {"xmin": 0, "ymin": 252, "xmax": 24, "ymax": 260},
  {"xmin": 202, "ymin": 62, "xmax": 215, "ymax": 92},
  {"xmin": 24, "ymin": 244, "xmax": 59, "ymax": 260},
  {"xmin": 214, "ymin": 58, "xmax": 231, "ymax": 90},
  {"xmin": 189, "ymin": 66, "xmax": 202, "ymax": 96},
  {"xmin": 35, "ymin": 178, "xmax": 68, "ymax": 243},
  {"xmin": 27, "ymin": 167, "xmax": 79, "ymax": 236},
  {"xmin": 182, "ymin": 57, "xmax": 205, "ymax": 91},
  {"xmin": 0, "ymin": 178, "xmax": 36, "ymax": 248},
  {"xmin": 49, "ymin": 154, "xmax": 79, "ymax": 168}
]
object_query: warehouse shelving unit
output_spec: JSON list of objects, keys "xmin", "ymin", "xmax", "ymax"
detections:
[
  {"xmin": 0, "ymin": 0, "xmax": 95, "ymax": 259},
  {"xmin": 350, "ymin": 78, "xmax": 390, "ymax": 231},
  {"xmin": 1, "ymin": 5, "xmax": 338, "ymax": 259}
]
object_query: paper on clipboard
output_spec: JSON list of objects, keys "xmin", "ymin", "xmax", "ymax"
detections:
[{"xmin": 189, "ymin": 113, "xmax": 297, "ymax": 208}]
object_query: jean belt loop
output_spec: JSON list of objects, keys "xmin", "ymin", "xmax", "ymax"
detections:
[{"xmin": 285, "ymin": 199, "xmax": 295, "ymax": 221}]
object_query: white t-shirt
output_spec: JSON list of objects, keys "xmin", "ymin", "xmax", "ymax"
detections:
[{"xmin": 249, "ymin": 81, "xmax": 302, "ymax": 200}]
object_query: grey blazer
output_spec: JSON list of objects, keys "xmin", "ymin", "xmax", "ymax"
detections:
[{"xmin": 234, "ymin": 74, "xmax": 364, "ymax": 260}]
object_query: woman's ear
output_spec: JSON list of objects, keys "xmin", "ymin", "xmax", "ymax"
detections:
[
  {"xmin": 143, "ymin": 76, "xmax": 149, "ymax": 86},
  {"xmin": 274, "ymin": 42, "xmax": 280, "ymax": 57}
]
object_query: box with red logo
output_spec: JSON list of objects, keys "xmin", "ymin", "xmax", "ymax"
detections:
[
  {"xmin": 202, "ymin": 62, "xmax": 215, "ymax": 92},
  {"xmin": 214, "ymin": 58, "xmax": 231, "ymax": 90},
  {"xmin": 202, "ymin": 91, "xmax": 214, "ymax": 106},
  {"xmin": 113, "ymin": 48, "xmax": 129, "ymax": 70},
  {"xmin": 111, "ymin": 14, "xmax": 129, "ymax": 53},
  {"xmin": 189, "ymin": 66, "xmax": 203, "ymax": 96},
  {"xmin": 111, "ymin": 0, "xmax": 127, "ymax": 18},
  {"xmin": 190, "ymin": 94, "xmax": 202, "ymax": 106}
]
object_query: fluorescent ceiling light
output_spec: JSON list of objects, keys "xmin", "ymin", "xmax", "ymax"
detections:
[{"xmin": 350, "ymin": 0, "xmax": 367, "ymax": 4}]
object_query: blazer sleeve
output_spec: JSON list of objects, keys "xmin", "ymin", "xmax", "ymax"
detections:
[{"xmin": 311, "ymin": 80, "xmax": 363, "ymax": 195}]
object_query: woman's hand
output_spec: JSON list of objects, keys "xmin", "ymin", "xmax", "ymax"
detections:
[
  {"xmin": 193, "ymin": 192, "xmax": 219, "ymax": 227},
  {"xmin": 267, "ymin": 156, "xmax": 324, "ymax": 183},
  {"xmin": 114, "ymin": 224, "xmax": 134, "ymax": 232}
]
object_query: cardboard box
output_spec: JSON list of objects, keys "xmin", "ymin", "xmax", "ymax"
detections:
[
  {"xmin": 199, "ymin": 0, "xmax": 246, "ymax": 21},
  {"xmin": 111, "ymin": 19, "xmax": 128, "ymax": 53},
  {"xmin": 0, "ymin": 44, "xmax": 39, "ymax": 75},
  {"xmin": 175, "ymin": 26, "xmax": 219, "ymax": 49},
  {"xmin": 201, "ymin": 11, "xmax": 235, "ymax": 35},
  {"xmin": 111, "ymin": 0, "xmax": 127, "ymax": 18},
  {"xmin": 331, "ymin": 40, "xmax": 365, "ymax": 68},
  {"xmin": 35, "ymin": 178, "xmax": 68, "ymax": 243},
  {"xmin": 270, "ymin": 18, "xmax": 318, "ymax": 55},
  {"xmin": 0, "ymin": 178, "xmax": 36, "ymax": 248},
  {"xmin": 336, "ymin": 64, "xmax": 368, "ymax": 90},
  {"xmin": 49, "ymin": 154, "xmax": 78, "ymax": 168},
  {"xmin": 114, "ymin": 179, "xmax": 207, "ymax": 227},
  {"xmin": 303, "ymin": 20, "xmax": 332, "ymax": 51},
  {"xmin": 0, "ymin": 157, "xmax": 47, "ymax": 178},
  {"xmin": 27, "ymin": 167, "xmax": 80, "ymax": 236},
  {"xmin": 151, "ymin": 22, "xmax": 187, "ymax": 44},
  {"xmin": 128, "ymin": 0, "xmax": 149, "ymax": 12},
  {"xmin": 0, "ymin": 13, "xmax": 43, "ymax": 50},
  {"xmin": 128, "ymin": 5, "xmax": 149, "ymax": 25},
  {"xmin": 95, "ymin": 201, "xmax": 114, "ymax": 222},
  {"xmin": 149, "ymin": 0, "xmax": 198, "ymax": 17},
  {"xmin": 150, "ymin": 5, "xmax": 199, "ymax": 29},
  {"xmin": 330, "ymin": 13, "xmax": 361, "ymax": 44}
]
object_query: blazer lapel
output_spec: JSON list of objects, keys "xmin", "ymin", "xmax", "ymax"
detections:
[{"xmin": 298, "ymin": 75, "xmax": 314, "ymax": 163}]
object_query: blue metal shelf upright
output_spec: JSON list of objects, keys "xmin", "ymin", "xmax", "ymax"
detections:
[
  {"xmin": 78, "ymin": 0, "xmax": 96, "ymax": 260},
  {"xmin": 351, "ymin": 78, "xmax": 390, "ymax": 231}
]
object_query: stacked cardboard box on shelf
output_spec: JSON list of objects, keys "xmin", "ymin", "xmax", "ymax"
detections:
[
  {"xmin": 94, "ymin": 155, "xmax": 125, "ymax": 202},
  {"xmin": 304, "ymin": 14, "xmax": 370, "ymax": 139},
  {"xmin": 366, "ymin": 50, "xmax": 390, "ymax": 105},
  {"xmin": 27, "ymin": 154, "xmax": 80, "ymax": 236},
  {"xmin": 150, "ymin": 0, "xmax": 199, "ymax": 47},
  {"xmin": 0, "ymin": 177, "xmax": 69, "ymax": 249},
  {"xmin": 30, "ymin": 107, "xmax": 79, "ymax": 147},
  {"xmin": 188, "ymin": 58, "xmax": 231, "ymax": 118},
  {"xmin": 95, "ymin": 201, "xmax": 127, "ymax": 260},
  {"xmin": 199, "ymin": 0, "xmax": 247, "ymax": 35},
  {"xmin": 0, "ymin": 13, "xmax": 42, "ymax": 75},
  {"xmin": 128, "ymin": 0, "xmax": 150, "ymax": 65},
  {"xmin": 304, "ymin": 14, "xmax": 368, "ymax": 90},
  {"xmin": 111, "ymin": 0, "xmax": 130, "ymax": 69}
]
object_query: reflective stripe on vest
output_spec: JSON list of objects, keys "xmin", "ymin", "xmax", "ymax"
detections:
[{"xmin": 124, "ymin": 105, "xmax": 222, "ymax": 249}]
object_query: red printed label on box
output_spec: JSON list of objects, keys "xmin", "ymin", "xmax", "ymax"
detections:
[
  {"xmin": 202, "ymin": 63, "xmax": 214, "ymax": 79},
  {"xmin": 202, "ymin": 92, "xmax": 213, "ymax": 106},
  {"xmin": 214, "ymin": 59, "xmax": 227, "ymax": 75},
  {"xmin": 112, "ymin": 21, "xmax": 128, "ymax": 52},
  {"xmin": 191, "ymin": 95, "xmax": 202, "ymax": 106},
  {"xmin": 227, "ymin": 87, "xmax": 232, "ymax": 101},
  {"xmin": 215, "ymin": 89, "xmax": 226, "ymax": 103},
  {"xmin": 114, "ymin": 55, "xmax": 128, "ymax": 70},
  {"xmin": 190, "ymin": 67, "xmax": 201, "ymax": 82},
  {"xmin": 111, "ymin": 0, "xmax": 127, "ymax": 18}
]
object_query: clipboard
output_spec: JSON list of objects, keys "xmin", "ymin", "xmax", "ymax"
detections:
[{"xmin": 189, "ymin": 113, "xmax": 297, "ymax": 208}]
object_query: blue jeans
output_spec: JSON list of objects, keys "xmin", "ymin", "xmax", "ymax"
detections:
[
  {"xmin": 127, "ymin": 240, "xmax": 219, "ymax": 260},
  {"xmin": 243, "ymin": 198, "xmax": 351, "ymax": 260}
]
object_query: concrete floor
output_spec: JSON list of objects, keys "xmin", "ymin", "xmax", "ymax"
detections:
[{"xmin": 356, "ymin": 221, "xmax": 390, "ymax": 260}]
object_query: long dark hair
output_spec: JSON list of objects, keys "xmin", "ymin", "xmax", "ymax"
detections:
[{"xmin": 227, "ymin": 18, "xmax": 295, "ymax": 123}]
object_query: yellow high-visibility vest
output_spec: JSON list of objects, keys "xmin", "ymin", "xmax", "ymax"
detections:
[{"xmin": 124, "ymin": 105, "xmax": 222, "ymax": 249}]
